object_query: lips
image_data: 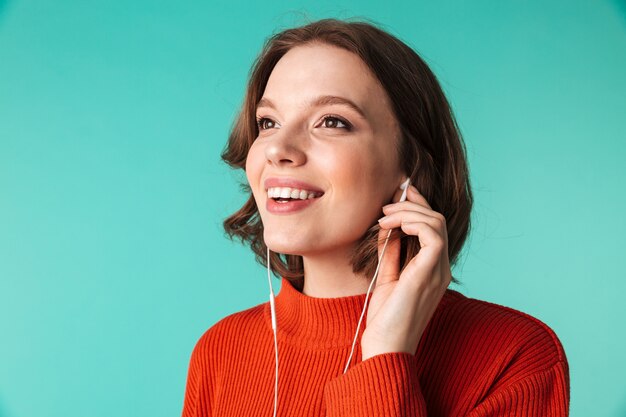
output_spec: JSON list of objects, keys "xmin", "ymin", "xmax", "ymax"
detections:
[
  {"xmin": 266, "ymin": 193, "xmax": 322, "ymax": 214},
  {"xmin": 262, "ymin": 176, "xmax": 325, "ymax": 214}
]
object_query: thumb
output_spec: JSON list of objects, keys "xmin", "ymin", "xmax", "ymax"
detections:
[
  {"xmin": 375, "ymin": 187, "xmax": 405, "ymax": 288},
  {"xmin": 376, "ymin": 227, "xmax": 401, "ymax": 288}
]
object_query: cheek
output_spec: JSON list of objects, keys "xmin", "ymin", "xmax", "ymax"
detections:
[
  {"xmin": 322, "ymin": 147, "xmax": 383, "ymax": 208},
  {"xmin": 328, "ymin": 146, "xmax": 397, "ymax": 217},
  {"xmin": 245, "ymin": 144, "xmax": 263, "ymax": 185},
  {"xmin": 328, "ymin": 146, "xmax": 383, "ymax": 187},
  {"xmin": 244, "ymin": 150, "xmax": 267, "ymax": 207},
  {"xmin": 318, "ymin": 149, "xmax": 362, "ymax": 189}
]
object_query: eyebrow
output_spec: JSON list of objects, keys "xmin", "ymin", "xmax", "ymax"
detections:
[{"xmin": 256, "ymin": 95, "xmax": 367, "ymax": 120}]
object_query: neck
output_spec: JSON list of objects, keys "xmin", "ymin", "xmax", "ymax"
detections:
[{"xmin": 301, "ymin": 246, "xmax": 372, "ymax": 298}]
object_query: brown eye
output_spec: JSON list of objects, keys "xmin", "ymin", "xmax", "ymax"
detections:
[
  {"xmin": 256, "ymin": 117, "xmax": 276, "ymax": 130},
  {"xmin": 321, "ymin": 115, "xmax": 351, "ymax": 130}
]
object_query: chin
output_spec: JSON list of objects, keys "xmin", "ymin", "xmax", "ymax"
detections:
[{"xmin": 264, "ymin": 231, "xmax": 310, "ymax": 256}]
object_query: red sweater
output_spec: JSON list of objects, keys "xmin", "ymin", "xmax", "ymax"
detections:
[{"xmin": 182, "ymin": 277, "xmax": 570, "ymax": 416}]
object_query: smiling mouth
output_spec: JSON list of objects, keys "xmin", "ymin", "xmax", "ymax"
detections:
[{"xmin": 264, "ymin": 185, "xmax": 325, "ymax": 213}]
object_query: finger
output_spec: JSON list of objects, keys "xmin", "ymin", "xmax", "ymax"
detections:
[
  {"xmin": 387, "ymin": 220, "xmax": 448, "ymax": 296},
  {"xmin": 382, "ymin": 201, "xmax": 444, "ymax": 221},
  {"xmin": 405, "ymin": 185, "xmax": 432, "ymax": 209},
  {"xmin": 399, "ymin": 239, "xmax": 451, "ymax": 293},
  {"xmin": 384, "ymin": 184, "xmax": 433, "ymax": 212},
  {"xmin": 378, "ymin": 210, "xmax": 447, "ymax": 237},
  {"xmin": 399, "ymin": 221, "xmax": 446, "ymax": 267}
]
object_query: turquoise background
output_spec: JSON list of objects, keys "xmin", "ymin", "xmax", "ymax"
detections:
[{"xmin": 1, "ymin": 0, "xmax": 625, "ymax": 416}]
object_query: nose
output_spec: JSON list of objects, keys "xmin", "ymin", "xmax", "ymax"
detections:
[{"xmin": 264, "ymin": 126, "xmax": 307, "ymax": 167}]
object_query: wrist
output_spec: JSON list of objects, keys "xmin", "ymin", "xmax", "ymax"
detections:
[{"xmin": 361, "ymin": 337, "xmax": 413, "ymax": 361}]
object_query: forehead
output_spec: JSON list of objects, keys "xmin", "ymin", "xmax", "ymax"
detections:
[{"xmin": 261, "ymin": 43, "xmax": 391, "ymax": 119}]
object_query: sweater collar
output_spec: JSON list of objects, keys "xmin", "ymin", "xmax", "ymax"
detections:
[{"xmin": 271, "ymin": 277, "xmax": 461, "ymax": 350}]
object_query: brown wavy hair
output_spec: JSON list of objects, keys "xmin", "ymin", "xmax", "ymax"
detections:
[{"xmin": 221, "ymin": 17, "xmax": 473, "ymax": 291}]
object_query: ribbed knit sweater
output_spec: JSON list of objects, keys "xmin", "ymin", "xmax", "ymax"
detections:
[{"xmin": 181, "ymin": 277, "xmax": 570, "ymax": 416}]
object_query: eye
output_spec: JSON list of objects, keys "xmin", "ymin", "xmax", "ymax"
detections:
[
  {"xmin": 320, "ymin": 115, "xmax": 352, "ymax": 130},
  {"xmin": 256, "ymin": 117, "xmax": 276, "ymax": 130}
]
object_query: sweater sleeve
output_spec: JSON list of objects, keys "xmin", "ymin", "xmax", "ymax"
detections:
[
  {"xmin": 468, "ymin": 360, "xmax": 570, "ymax": 417},
  {"xmin": 181, "ymin": 330, "xmax": 216, "ymax": 417},
  {"xmin": 323, "ymin": 352, "xmax": 427, "ymax": 416},
  {"xmin": 323, "ymin": 354, "xmax": 570, "ymax": 417}
]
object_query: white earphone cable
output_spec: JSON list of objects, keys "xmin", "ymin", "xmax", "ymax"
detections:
[
  {"xmin": 267, "ymin": 246, "xmax": 278, "ymax": 417},
  {"xmin": 343, "ymin": 227, "xmax": 392, "ymax": 374}
]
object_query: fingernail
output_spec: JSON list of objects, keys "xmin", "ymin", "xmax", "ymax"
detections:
[{"xmin": 377, "ymin": 216, "xmax": 387, "ymax": 223}]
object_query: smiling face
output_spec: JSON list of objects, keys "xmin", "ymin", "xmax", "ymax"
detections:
[{"xmin": 245, "ymin": 42, "xmax": 406, "ymax": 257}]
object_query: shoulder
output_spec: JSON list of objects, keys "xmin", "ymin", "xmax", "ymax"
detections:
[
  {"xmin": 190, "ymin": 301, "xmax": 269, "ymax": 359},
  {"xmin": 471, "ymin": 294, "xmax": 564, "ymax": 360},
  {"xmin": 435, "ymin": 289, "xmax": 568, "ymax": 380}
]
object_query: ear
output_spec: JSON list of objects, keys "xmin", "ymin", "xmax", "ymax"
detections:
[{"xmin": 398, "ymin": 172, "xmax": 410, "ymax": 185}]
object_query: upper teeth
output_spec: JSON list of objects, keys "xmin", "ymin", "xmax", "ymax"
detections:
[{"xmin": 267, "ymin": 187, "xmax": 322, "ymax": 200}]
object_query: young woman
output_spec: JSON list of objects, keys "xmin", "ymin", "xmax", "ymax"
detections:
[{"xmin": 182, "ymin": 18, "xmax": 570, "ymax": 417}]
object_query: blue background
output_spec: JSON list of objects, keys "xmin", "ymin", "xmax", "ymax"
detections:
[{"xmin": 1, "ymin": 1, "xmax": 625, "ymax": 416}]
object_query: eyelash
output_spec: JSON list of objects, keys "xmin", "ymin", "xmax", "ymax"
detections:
[{"xmin": 255, "ymin": 114, "xmax": 353, "ymax": 131}]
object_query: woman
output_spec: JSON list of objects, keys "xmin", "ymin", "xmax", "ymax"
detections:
[{"xmin": 182, "ymin": 18, "xmax": 570, "ymax": 417}]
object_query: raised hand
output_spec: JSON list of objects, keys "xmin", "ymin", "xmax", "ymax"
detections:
[{"xmin": 361, "ymin": 183, "xmax": 452, "ymax": 361}]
